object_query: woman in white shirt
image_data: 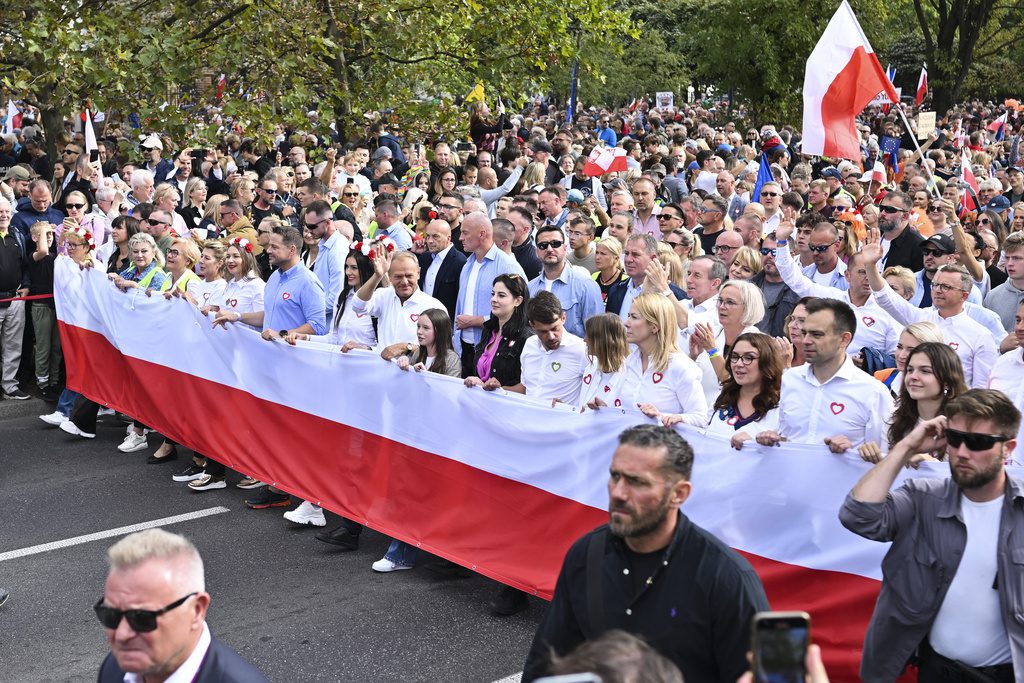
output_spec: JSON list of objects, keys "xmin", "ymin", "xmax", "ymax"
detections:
[
  {"xmin": 703, "ymin": 332, "xmax": 783, "ymax": 449},
  {"xmin": 579, "ymin": 313, "xmax": 630, "ymax": 410},
  {"xmin": 288, "ymin": 250, "xmax": 377, "ymax": 349},
  {"xmin": 620, "ymin": 293, "xmax": 707, "ymax": 427},
  {"xmin": 205, "ymin": 238, "xmax": 265, "ymax": 330},
  {"xmin": 182, "ymin": 241, "xmax": 227, "ymax": 309},
  {"xmin": 691, "ymin": 280, "xmax": 766, "ymax": 408}
]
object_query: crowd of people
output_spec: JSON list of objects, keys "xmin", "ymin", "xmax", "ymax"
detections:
[{"xmin": 3, "ymin": 95, "xmax": 1024, "ymax": 681}]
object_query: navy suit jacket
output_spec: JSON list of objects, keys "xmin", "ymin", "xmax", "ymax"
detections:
[
  {"xmin": 418, "ymin": 247, "xmax": 467, "ymax": 320},
  {"xmin": 98, "ymin": 636, "xmax": 269, "ymax": 683},
  {"xmin": 605, "ymin": 279, "xmax": 687, "ymax": 317}
]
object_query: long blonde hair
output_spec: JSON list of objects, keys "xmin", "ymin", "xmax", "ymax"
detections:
[
  {"xmin": 631, "ymin": 293, "xmax": 680, "ymax": 373},
  {"xmin": 584, "ymin": 314, "xmax": 630, "ymax": 373}
]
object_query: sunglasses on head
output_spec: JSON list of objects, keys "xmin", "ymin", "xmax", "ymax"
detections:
[
  {"xmin": 536, "ymin": 240, "xmax": 564, "ymax": 250},
  {"xmin": 94, "ymin": 592, "xmax": 197, "ymax": 633},
  {"xmin": 945, "ymin": 427, "xmax": 1010, "ymax": 451}
]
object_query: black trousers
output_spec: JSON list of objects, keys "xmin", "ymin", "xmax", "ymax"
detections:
[{"xmin": 918, "ymin": 640, "xmax": 1014, "ymax": 683}]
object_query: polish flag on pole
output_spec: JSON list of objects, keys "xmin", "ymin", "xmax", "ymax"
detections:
[
  {"xmin": 583, "ymin": 145, "xmax": 628, "ymax": 177},
  {"xmin": 915, "ymin": 65, "xmax": 928, "ymax": 107},
  {"xmin": 801, "ymin": 0, "xmax": 898, "ymax": 161},
  {"xmin": 987, "ymin": 111, "xmax": 1008, "ymax": 142},
  {"xmin": 960, "ymin": 148, "xmax": 979, "ymax": 212},
  {"xmin": 2, "ymin": 100, "xmax": 19, "ymax": 136},
  {"xmin": 83, "ymin": 108, "xmax": 103, "ymax": 184}
]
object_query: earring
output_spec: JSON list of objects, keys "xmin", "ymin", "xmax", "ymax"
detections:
[{"xmin": 943, "ymin": 387, "xmax": 949, "ymax": 396}]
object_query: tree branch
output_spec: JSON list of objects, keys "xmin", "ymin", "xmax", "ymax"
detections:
[
  {"xmin": 913, "ymin": 0, "xmax": 935, "ymax": 56},
  {"xmin": 975, "ymin": 30, "xmax": 1024, "ymax": 59},
  {"xmin": 191, "ymin": 4, "xmax": 252, "ymax": 42}
]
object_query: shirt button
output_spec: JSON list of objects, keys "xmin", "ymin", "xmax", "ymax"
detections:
[
  {"xmin": 622, "ymin": 569, "xmax": 629, "ymax": 575},
  {"xmin": 625, "ymin": 608, "xmax": 632, "ymax": 616}
]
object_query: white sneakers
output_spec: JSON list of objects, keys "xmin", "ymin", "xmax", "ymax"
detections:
[
  {"xmin": 39, "ymin": 411, "xmax": 67, "ymax": 426},
  {"xmin": 125, "ymin": 424, "xmax": 152, "ymax": 436},
  {"xmin": 118, "ymin": 432, "xmax": 148, "ymax": 453},
  {"xmin": 58, "ymin": 420, "xmax": 95, "ymax": 439},
  {"xmin": 283, "ymin": 501, "xmax": 326, "ymax": 527},
  {"xmin": 371, "ymin": 558, "xmax": 413, "ymax": 573}
]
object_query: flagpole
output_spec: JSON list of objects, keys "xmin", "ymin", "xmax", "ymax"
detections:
[{"xmin": 894, "ymin": 104, "xmax": 941, "ymax": 199}]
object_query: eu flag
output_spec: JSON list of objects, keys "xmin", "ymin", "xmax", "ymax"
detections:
[{"xmin": 881, "ymin": 135, "xmax": 901, "ymax": 175}]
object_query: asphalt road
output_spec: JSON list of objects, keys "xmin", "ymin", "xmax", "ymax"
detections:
[{"xmin": 0, "ymin": 408, "xmax": 540, "ymax": 682}]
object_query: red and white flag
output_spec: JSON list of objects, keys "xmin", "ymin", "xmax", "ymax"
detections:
[
  {"xmin": 583, "ymin": 146, "xmax": 628, "ymax": 177},
  {"xmin": 83, "ymin": 108, "xmax": 103, "ymax": 183},
  {"xmin": 915, "ymin": 65, "xmax": 928, "ymax": 107},
  {"xmin": 801, "ymin": 0, "xmax": 898, "ymax": 160},
  {"xmin": 960, "ymin": 148, "xmax": 979, "ymax": 211}
]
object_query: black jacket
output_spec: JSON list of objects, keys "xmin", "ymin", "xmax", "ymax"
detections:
[
  {"xmin": 471, "ymin": 322, "xmax": 533, "ymax": 387},
  {"xmin": 522, "ymin": 513, "xmax": 770, "ymax": 683},
  {"xmin": 418, "ymin": 247, "xmax": 466, "ymax": 320},
  {"xmin": 882, "ymin": 226, "xmax": 924, "ymax": 272},
  {"xmin": 98, "ymin": 636, "xmax": 269, "ymax": 683},
  {"xmin": 750, "ymin": 271, "xmax": 801, "ymax": 338},
  {"xmin": 605, "ymin": 279, "xmax": 686, "ymax": 317}
]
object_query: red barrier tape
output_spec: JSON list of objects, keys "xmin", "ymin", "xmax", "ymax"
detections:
[{"xmin": 0, "ymin": 294, "xmax": 55, "ymax": 303}]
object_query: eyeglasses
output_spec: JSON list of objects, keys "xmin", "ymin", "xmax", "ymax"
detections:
[
  {"xmin": 439, "ymin": 203, "xmax": 460, "ymax": 210},
  {"xmin": 663, "ymin": 240, "xmax": 683, "ymax": 248},
  {"xmin": 261, "ymin": 188, "xmax": 277, "ymax": 195},
  {"xmin": 728, "ymin": 352, "xmax": 759, "ymax": 365},
  {"xmin": 760, "ymin": 191, "xmax": 780, "ymax": 198},
  {"xmin": 759, "ymin": 247, "xmax": 777, "ymax": 256},
  {"xmin": 166, "ymin": 248, "xmax": 181, "ymax": 257},
  {"xmin": 713, "ymin": 244, "xmax": 737, "ymax": 254},
  {"xmin": 94, "ymin": 593, "xmax": 197, "ymax": 633},
  {"xmin": 700, "ymin": 207, "xmax": 722, "ymax": 214},
  {"xmin": 945, "ymin": 428, "xmax": 1010, "ymax": 451},
  {"xmin": 304, "ymin": 217, "xmax": 330, "ymax": 230},
  {"xmin": 933, "ymin": 282, "xmax": 967, "ymax": 293},
  {"xmin": 536, "ymin": 240, "xmax": 564, "ymax": 250},
  {"xmin": 65, "ymin": 203, "xmax": 86, "ymax": 210},
  {"xmin": 567, "ymin": 230, "xmax": 588, "ymax": 237},
  {"xmin": 808, "ymin": 241, "xmax": 838, "ymax": 253},
  {"xmin": 878, "ymin": 205, "xmax": 903, "ymax": 214},
  {"xmin": 717, "ymin": 298, "xmax": 740, "ymax": 308}
]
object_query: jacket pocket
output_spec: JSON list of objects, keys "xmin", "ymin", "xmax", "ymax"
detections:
[
  {"xmin": 881, "ymin": 541, "xmax": 943, "ymax": 622},
  {"xmin": 1008, "ymin": 546, "xmax": 1024, "ymax": 625}
]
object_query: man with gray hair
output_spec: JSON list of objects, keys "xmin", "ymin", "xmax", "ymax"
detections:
[
  {"xmin": 127, "ymin": 169, "xmax": 155, "ymax": 208},
  {"xmin": 95, "ymin": 528, "xmax": 268, "ymax": 682}
]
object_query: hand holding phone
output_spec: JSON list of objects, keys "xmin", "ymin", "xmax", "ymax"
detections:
[{"xmin": 751, "ymin": 611, "xmax": 810, "ymax": 683}]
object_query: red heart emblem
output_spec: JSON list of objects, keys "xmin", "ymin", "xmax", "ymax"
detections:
[
  {"xmin": 282, "ymin": 292, "xmax": 291, "ymax": 300},
  {"xmin": 355, "ymin": 313, "xmax": 365, "ymax": 318},
  {"xmin": 726, "ymin": 415, "xmax": 739, "ymax": 426},
  {"xmin": 949, "ymin": 342, "xmax": 959, "ymax": 350},
  {"xmin": 830, "ymin": 402, "xmax": 845, "ymax": 415},
  {"xmin": 614, "ymin": 399, "xmax": 622, "ymax": 407},
  {"xmin": 604, "ymin": 385, "xmax": 611, "ymax": 393},
  {"xmin": 652, "ymin": 372, "xmax": 664, "ymax": 384},
  {"xmin": 862, "ymin": 316, "xmax": 875, "ymax": 327},
  {"xmin": 228, "ymin": 298, "xmax": 238, "ymax": 307},
  {"xmin": 409, "ymin": 313, "xmax": 419, "ymax": 322},
  {"xmin": 583, "ymin": 374, "xmax": 592, "ymax": 385}
]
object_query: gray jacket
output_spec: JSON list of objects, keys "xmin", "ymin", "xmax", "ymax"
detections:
[
  {"xmin": 983, "ymin": 279, "xmax": 1024, "ymax": 332},
  {"xmin": 839, "ymin": 476, "xmax": 1024, "ymax": 682}
]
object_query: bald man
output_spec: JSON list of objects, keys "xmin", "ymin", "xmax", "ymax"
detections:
[
  {"xmin": 418, "ymin": 219, "xmax": 466, "ymax": 319},
  {"xmin": 713, "ymin": 230, "xmax": 744, "ymax": 268}
]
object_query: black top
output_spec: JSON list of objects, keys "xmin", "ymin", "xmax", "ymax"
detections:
[
  {"xmin": 471, "ymin": 323, "xmax": 533, "ymax": 387},
  {"xmin": 0, "ymin": 232, "xmax": 23, "ymax": 292},
  {"xmin": 522, "ymin": 513, "xmax": 770, "ymax": 683},
  {"xmin": 512, "ymin": 237, "xmax": 543, "ymax": 280},
  {"xmin": 27, "ymin": 249, "xmax": 55, "ymax": 306}
]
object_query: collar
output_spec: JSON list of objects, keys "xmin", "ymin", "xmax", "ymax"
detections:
[
  {"xmin": 320, "ymin": 230, "xmax": 340, "ymax": 249},
  {"xmin": 433, "ymin": 244, "xmax": 453, "ymax": 261},
  {"xmin": 277, "ymin": 261, "xmax": 300, "ymax": 279},
  {"xmin": 801, "ymin": 354, "xmax": 858, "ymax": 384},
  {"xmin": 936, "ymin": 477, "xmax": 1024, "ymax": 519},
  {"xmin": 474, "ymin": 243, "xmax": 501, "ymax": 265},
  {"xmin": 545, "ymin": 262, "xmax": 572, "ymax": 284}
]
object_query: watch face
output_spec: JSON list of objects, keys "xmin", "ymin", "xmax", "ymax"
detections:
[{"xmin": 280, "ymin": 330, "xmax": 288, "ymax": 337}]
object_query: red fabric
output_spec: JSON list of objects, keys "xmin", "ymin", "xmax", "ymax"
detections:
[
  {"xmin": 915, "ymin": 68, "xmax": 928, "ymax": 107},
  {"xmin": 820, "ymin": 46, "xmax": 898, "ymax": 160}
]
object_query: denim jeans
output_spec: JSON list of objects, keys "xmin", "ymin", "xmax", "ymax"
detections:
[
  {"xmin": 384, "ymin": 540, "xmax": 418, "ymax": 567},
  {"xmin": 56, "ymin": 389, "xmax": 78, "ymax": 418}
]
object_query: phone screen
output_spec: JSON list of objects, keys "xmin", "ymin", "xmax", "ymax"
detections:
[
  {"xmin": 753, "ymin": 614, "xmax": 809, "ymax": 683},
  {"xmin": 90, "ymin": 150, "xmax": 99, "ymax": 162}
]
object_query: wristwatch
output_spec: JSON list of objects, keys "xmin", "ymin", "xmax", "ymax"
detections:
[
  {"xmin": 406, "ymin": 342, "xmax": 414, "ymax": 353},
  {"xmin": 279, "ymin": 330, "xmax": 288, "ymax": 338}
]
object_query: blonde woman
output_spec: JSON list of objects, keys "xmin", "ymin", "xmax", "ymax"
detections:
[
  {"xmin": 518, "ymin": 161, "xmax": 546, "ymax": 194},
  {"xmin": 153, "ymin": 183, "xmax": 188, "ymax": 237},
  {"xmin": 728, "ymin": 246, "xmax": 762, "ymax": 281},
  {"xmin": 655, "ymin": 242, "xmax": 686, "ymax": 288},
  {"xmin": 159, "ymin": 238, "xmax": 201, "ymax": 294},
  {"xmin": 197, "ymin": 194, "xmax": 228, "ymax": 239},
  {"xmin": 592, "ymin": 236, "xmax": 626, "ymax": 302},
  {"xmin": 178, "ymin": 178, "xmax": 208, "ymax": 233}
]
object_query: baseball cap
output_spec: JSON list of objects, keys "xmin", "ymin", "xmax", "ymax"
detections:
[
  {"xmin": 923, "ymin": 234, "xmax": 956, "ymax": 253},
  {"xmin": 140, "ymin": 134, "xmax": 163, "ymax": 151},
  {"xmin": 1008, "ymin": 166, "xmax": 1024, "ymax": 175},
  {"xmin": 648, "ymin": 163, "xmax": 667, "ymax": 178},
  {"xmin": 820, "ymin": 166, "xmax": 842, "ymax": 180},
  {"xmin": 530, "ymin": 139, "xmax": 553, "ymax": 154},
  {"xmin": 3, "ymin": 165, "xmax": 32, "ymax": 182},
  {"xmin": 987, "ymin": 195, "xmax": 1011, "ymax": 211},
  {"xmin": 566, "ymin": 189, "xmax": 585, "ymax": 205}
]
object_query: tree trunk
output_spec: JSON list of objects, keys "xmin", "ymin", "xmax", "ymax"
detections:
[{"xmin": 41, "ymin": 104, "xmax": 64, "ymax": 171}]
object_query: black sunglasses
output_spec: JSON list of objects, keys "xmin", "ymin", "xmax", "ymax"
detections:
[
  {"xmin": 945, "ymin": 428, "xmax": 1010, "ymax": 451},
  {"xmin": 94, "ymin": 592, "xmax": 197, "ymax": 632},
  {"xmin": 536, "ymin": 240, "xmax": 564, "ymax": 250},
  {"xmin": 65, "ymin": 203, "xmax": 86, "ymax": 210},
  {"xmin": 808, "ymin": 241, "xmax": 838, "ymax": 253},
  {"xmin": 878, "ymin": 205, "xmax": 902, "ymax": 214},
  {"xmin": 759, "ymin": 247, "xmax": 777, "ymax": 256},
  {"xmin": 921, "ymin": 248, "xmax": 946, "ymax": 256}
]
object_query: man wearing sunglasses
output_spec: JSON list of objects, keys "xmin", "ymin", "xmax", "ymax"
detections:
[
  {"xmin": 527, "ymin": 223, "xmax": 603, "ymax": 339},
  {"xmin": 876, "ymin": 191, "xmax": 925, "ymax": 272},
  {"xmin": 841, "ymin": 390, "xmax": 1023, "ymax": 683},
  {"xmin": 250, "ymin": 178, "xmax": 282, "ymax": 227},
  {"xmin": 96, "ymin": 528, "xmax": 268, "ymax": 682},
  {"xmin": 802, "ymin": 222, "xmax": 848, "ymax": 291}
]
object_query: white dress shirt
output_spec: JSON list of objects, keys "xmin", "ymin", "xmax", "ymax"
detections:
[
  {"xmin": 777, "ymin": 356, "xmax": 894, "ymax": 449},
  {"xmin": 705, "ymin": 405, "xmax": 780, "ymax": 439},
  {"xmin": 775, "ymin": 245, "xmax": 900, "ymax": 356},
  {"xmin": 186, "ymin": 278, "xmax": 227, "ymax": 308},
  {"xmin": 987, "ymin": 348, "xmax": 1024, "ymax": 463},
  {"xmin": 577, "ymin": 359, "xmax": 629, "ymax": 410},
  {"xmin": 124, "ymin": 622, "xmax": 210, "ymax": 683},
  {"xmin": 424, "ymin": 245, "xmax": 453, "ymax": 297},
  {"xmin": 350, "ymin": 286, "xmax": 444, "ymax": 349},
  {"xmin": 519, "ymin": 332, "xmax": 588, "ymax": 404},
  {"xmin": 617, "ymin": 277, "xmax": 644, "ymax": 321},
  {"xmin": 311, "ymin": 289, "xmax": 377, "ymax": 348},
  {"xmin": 214, "ymin": 276, "xmax": 266, "ymax": 330},
  {"xmin": 621, "ymin": 348, "xmax": 708, "ymax": 426},
  {"xmin": 873, "ymin": 284, "xmax": 999, "ymax": 388}
]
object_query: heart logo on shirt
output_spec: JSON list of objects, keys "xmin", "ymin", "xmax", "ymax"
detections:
[
  {"xmin": 583, "ymin": 374, "xmax": 592, "ymax": 385},
  {"xmin": 949, "ymin": 342, "xmax": 959, "ymax": 350},
  {"xmin": 862, "ymin": 316, "xmax": 875, "ymax": 328},
  {"xmin": 355, "ymin": 313, "xmax": 365, "ymax": 318},
  {"xmin": 652, "ymin": 372, "xmax": 664, "ymax": 384},
  {"xmin": 830, "ymin": 402, "xmax": 845, "ymax": 415},
  {"xmin": 227, "ymin": 298, "xmax": 238, "ymax": 308},
  {"xmin": 282, "ymin": 292, "xmax": 291, "ymax": 300},
  {"xmin": 726, "ymin": 415, "xmax": 739, "ymax": 426},
  {"xmin": 409, "ymin": 313, "xmax": 419, "ymax": 322},
  {"xmin": 551, "ymin": 362, "xmax": 562, "ymax": 372},
  {"xmin": 614, "ymin": 399, "xmax": 622, "ymax": 407}
]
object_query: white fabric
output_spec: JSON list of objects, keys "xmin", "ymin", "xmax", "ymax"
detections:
[
  {"xmin": 621, "ymin": 348, "xmax": 708, "ymax": 427},
  {"xmin": 186, "ymin": 279, "xmax": 226, "ymax": 308},
  {"xmin": 987, "ymin": 349, "xmax": 1024, "ymax": 465},
  {"xmin": 705, "ymin": 406, "xmax": 780, "ymax": 439},
  {"xmin": 929, "ymin": 497, "xmax": 1011, "ymax": 667},
  {"xmin": 519, "ymin": 332, "xmax": 588, "ymax": 405},
  {"xmin": 576, "ymin": 358, "xmax": 629, "ymax": 410},
  {"xmin": 311, "ymin": 290, "xmax": 376, "ymax": 349},
  {"xmin": 350, "ymin": 286, "xmax": 444, "ymax": 350}
]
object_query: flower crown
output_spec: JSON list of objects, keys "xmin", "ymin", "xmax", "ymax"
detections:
[
  {"xmin": 351, "ymin": 234, "xmax": 397, "ymax": 260},
  {"xmin": 228, "ymin": 236, "xmax": 254, "ymax": 253},
  {"xmin": 64, "ymin": 225, "xmax": 95, "ymax": 251}
]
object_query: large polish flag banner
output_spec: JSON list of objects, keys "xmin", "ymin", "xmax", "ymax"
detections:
[
  {"xmin": 802, "ymin": 0, "xmax": 899, "ymax": 161},
  {"xmin": 55, "ymin": 258, "xmax": 999, "ymax": 680}
]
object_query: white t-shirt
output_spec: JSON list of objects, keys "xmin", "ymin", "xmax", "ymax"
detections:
[
  {"xmin": 929, "ymin": 496, "xmax": 1011, "ymax": 666},
  {"xmin": 186, "ymin": 279, "xmax": 227, "ymax": 309},
  {"xmin": 519, "ymin": 332, "xmax": 588, "ymax": 405},
  {"xmin": 577, "ymin": 358, "xmax": 629, "ymax": 410},
  {"xmin": 621, "ymin": 349, "xmax": 708, "ymax": 426}
]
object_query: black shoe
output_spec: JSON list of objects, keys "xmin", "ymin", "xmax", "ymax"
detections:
[
  {"xmin": 4, "ymin": 389, "xmax": 29, "ymax": 401},
  {"xmin": 245, "ymin": 488, "xmax": 291, "ymax": 509},
  {"xmin": 41, "ymin": 386, "xmax": 61, "ymax": 402},
  {"xmin": 146, "ymin": 447, "xmax": 178, "ymax": 465},
  {"xmin": 314, "ymin": 525, "xmax": 360, "ymax": 550},
  {"xmin": 489, "ymin": 586, "xmax": 529, "ymax": 616}
]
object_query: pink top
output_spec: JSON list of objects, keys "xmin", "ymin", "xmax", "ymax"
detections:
[{"xmin": 476, "ymin": 331, "xmax": 501, "ymax": 380}]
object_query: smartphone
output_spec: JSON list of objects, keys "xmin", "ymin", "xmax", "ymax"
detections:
[
  {"xmin": 346, "ymin": 178, "xmax": 354, "ymax": 184},
  {"xmin": 751, "ymin": 611, "xmax": 810, "ymax": 683},
  {"xmin": 192, "ymin": 149, "xmax": 207, "ymax": 159},
  {"xmin": 456, "ymin": 142, "xmax": 473, "ymax": 152},
  {"xmin": 90, "ymin": 149, "xmax": 99, "ymax": 162}
]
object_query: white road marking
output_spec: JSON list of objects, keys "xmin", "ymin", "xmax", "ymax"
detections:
[
  {"xmin": 0, "ymin": 506, "xmax": 230, "ymax": 562},
  {"xmin": 490, "ymin": 673, "xmax": 522, "ymax": 683}
]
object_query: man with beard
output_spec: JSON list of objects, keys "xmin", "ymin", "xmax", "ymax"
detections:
[
  {"xmin": 876, "ymin": 191, "xmax": 924, "ymax": 272},
  {"xmin": 750, "ymin": 233, "xmax": 800, "ymax": 336},
  {"xmin": 522, "ymin": 425, "xmax": 769, "ymax": 683},
  {"xmin": 840, "ymin": 390, "xmax": 1023, "ymax": 682}
]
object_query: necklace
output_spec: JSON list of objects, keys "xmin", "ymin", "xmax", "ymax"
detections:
[{"xmin": 598, "ymin": 268, "xmax": 622, "ymax": 286}]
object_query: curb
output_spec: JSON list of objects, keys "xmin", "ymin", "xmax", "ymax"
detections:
[{"xmin": 0, "ymin": 397, "xmax": 48, "ymax": 421}]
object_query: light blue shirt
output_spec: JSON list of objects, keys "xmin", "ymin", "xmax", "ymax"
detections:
[
  {"xmin": 528, "ymin": 263, "xmax": 604, "ymax": 339},
  {"xmin": 383, "ymin": 221, "xmax": 413, "ymax": 251},
  {"xmin": 802, "ymin": 262, "xmax": 849, "ymax": 292},
  {"xmin": 618, "ymin": 278, "xmax": 644, "ymax": 321},
  {"xmin": 263, "ymin": 261, "xmax": 327, "ymax": 335},
  {"xmin": 313, "ymin": 230, "xmax": 347, "ymax": 322},
  {"xmin": 455, "ymin": 243, "xmax": 526, "ymax": 346}
]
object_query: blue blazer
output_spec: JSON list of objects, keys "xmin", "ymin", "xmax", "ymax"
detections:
[
  {"xmin": 605, "ymin": 279, "xmax": 687, "ymax": 317},
  {"xmin": 98, "ymin": 636, "xmax": 269, "ymax": 683}
]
